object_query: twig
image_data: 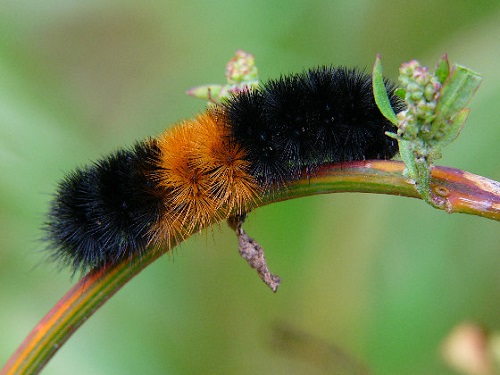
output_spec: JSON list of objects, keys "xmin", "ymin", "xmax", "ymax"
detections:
[{"xmin": 2, "ymin": 160, "xmax": 499, "ymax": 375}]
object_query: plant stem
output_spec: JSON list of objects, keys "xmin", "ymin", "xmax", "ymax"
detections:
[{"xmin": 2, "ymin": 160, "xmax": 499, "ymax": 375}]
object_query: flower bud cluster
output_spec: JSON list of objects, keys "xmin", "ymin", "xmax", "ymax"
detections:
[
  {"xmin": 397, "ymin": 60, "xmax": 442, "ymax": 157},
  {"xmin": 187, "ymin": 50, "xmax": 260, "ymax": 103},
  {"xmin": 220, "ymin": 49, "xmax": 259, "ymax": 98},
  {"xmin": 225, "ymin": 49, "xmax": 259, "ymax": 85}
]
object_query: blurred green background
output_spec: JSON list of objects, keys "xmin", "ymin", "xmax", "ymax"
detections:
[{"xmin": 1, "ymin": 1, "xmax": 499, "ymax": 374}]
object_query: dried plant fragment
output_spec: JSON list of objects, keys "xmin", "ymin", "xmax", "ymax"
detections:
[{"xmin": 228, "ymin": 214, "xmax": 281, "ymax": 292}]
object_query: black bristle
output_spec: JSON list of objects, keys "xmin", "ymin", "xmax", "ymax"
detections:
[
  {"xmin": 223, "ymin": 89, "xmax": 291, "ymax": 188},
  {"xmin": 224, "ymin": 66, "xmax": 403, "ymax": 188},
  {"xmin": 44, "ymin": 140, "xmax": 163, "ymax": 274}
]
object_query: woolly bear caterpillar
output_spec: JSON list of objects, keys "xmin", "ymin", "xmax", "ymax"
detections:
[{"xmin": 45, "ymin": 66, "xmax": 402, "ymax": 274}]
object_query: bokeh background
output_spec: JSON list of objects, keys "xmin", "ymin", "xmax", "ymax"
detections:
[{"xmin": 1, "ymin": 1, "xmax": 500, "ymax": 374}]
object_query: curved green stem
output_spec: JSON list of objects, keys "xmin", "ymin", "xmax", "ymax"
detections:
[{"xmin": 2, "ymin": 160, "xmax": 499, "ymax": 375}]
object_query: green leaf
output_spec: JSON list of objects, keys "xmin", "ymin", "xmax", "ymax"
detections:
[
  {"xmin": 372, "ymin": 54, "xmax": 398, "ymax": 125},
  {"xmin": 434, "ymin": 54, "xmax": 450, "ymax": 85},
  {"xmin": 186, "ymin": 84, "xmax": 223, "ymax": 100},
  {"xmin": 394, "ymin": 87, "xmax": 406, "ymax": 100},
  {"xmin": 435, "ymin": 108, "xmax": 470, "ymax": 149},
  {"xmin": 397, "ymin": 139, "xmax": 417, "ymax": 180},
  {"xmin": 436, "ymin": 64, "xmax": 481, "ymax": 120}
]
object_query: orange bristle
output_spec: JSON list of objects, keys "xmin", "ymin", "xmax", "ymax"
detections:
[
  {"xmin": 156, "ymin": 119, "xmax": 218, "ymax": 232},
  {"xmin": 193, "ymin": 111, "xmax": 260, "ymax": 214},
  {"xmin": 151, "ymin": 111, "xmax": 259, "ymax": 248}
]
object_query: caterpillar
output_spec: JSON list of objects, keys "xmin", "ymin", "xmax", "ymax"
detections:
[{"xmin": 45, "ymin": 66, "xmax": 403, "ymax": 274}]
